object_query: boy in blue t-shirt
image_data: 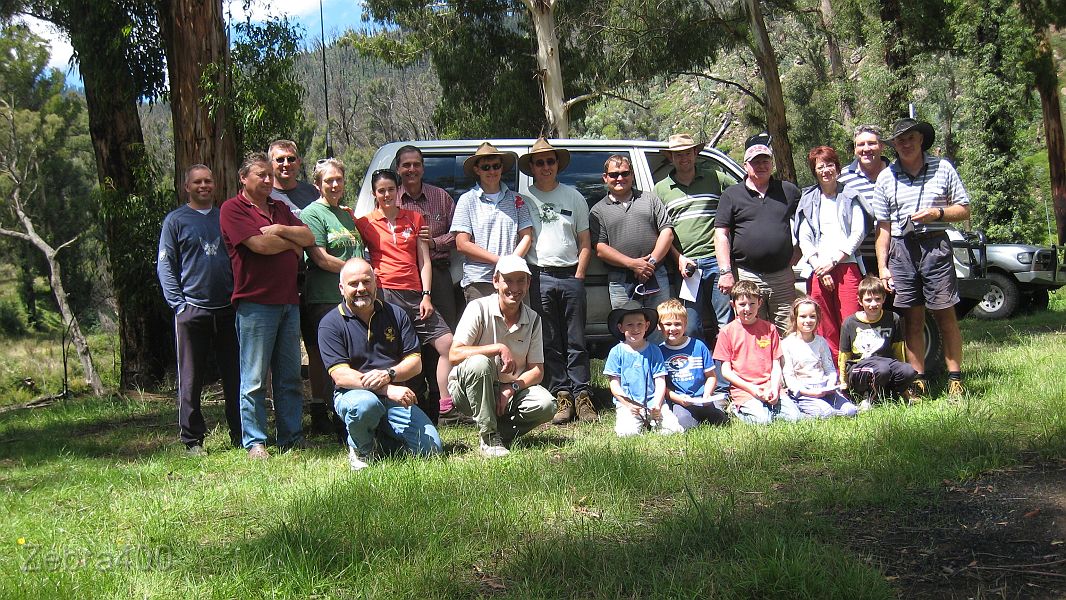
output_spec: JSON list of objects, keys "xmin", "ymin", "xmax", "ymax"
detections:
[
  {"xmin": 656, "ymin": 299, "xmax": 728, "ymax": 429},
  {"xmin": 603, "ymin": 302, "xmax": 684, "ymax": 437}
]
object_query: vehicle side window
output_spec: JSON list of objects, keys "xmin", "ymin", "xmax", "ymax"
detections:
[
  {"xmin": 643, "ymin": 150, "xmax": 740, "ymax": 189},
  {"xmin": 556, "ymin": 150, "xmax": 624, "ymax": 210},
  {"xmin": 419, "ymin": 153, "xmax": 520, "ymax": 200}
]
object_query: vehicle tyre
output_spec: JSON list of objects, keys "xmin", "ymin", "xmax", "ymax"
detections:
[
  {"xmin": 973, "ymin": 272, "xmax": 1020, "ymax": 320},
  {"xmin": 1028, "ymin": 288, "xmax": 1050, "ymax": 311},
  {"xmin": 922, "ymin": 312, "xmax": 945, "ymax": 375}
]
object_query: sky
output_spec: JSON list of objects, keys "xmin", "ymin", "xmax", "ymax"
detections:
[{"xmin": 18, "ymin": 0, "xmax": 367, "ymax": 88}]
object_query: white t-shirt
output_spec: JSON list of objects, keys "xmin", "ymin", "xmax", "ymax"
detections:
[{"xmin": 525, "ymin": 183, "xmax": 590, "ymax": 267}]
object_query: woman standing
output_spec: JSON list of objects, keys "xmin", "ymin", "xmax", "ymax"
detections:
[
  {"xmin": 794, "ymin": 146, "xmax": 869, "ymax": 359},
  {"xmin": 356, "ymin": 169, "xmax": 454, "ymax": 422},
  {"xmin": 299, "ymin": 158, "xmax": 364, "ymax": 435}
]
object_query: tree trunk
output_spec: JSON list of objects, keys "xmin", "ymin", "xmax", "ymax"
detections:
[
  {"xmin": 744, "ymin": 0, "xmax": 796, "ymax": 183},
  {"xmin": 159, "ymin": 0, "xmax": 239, "ymax": 203},
  {"xmin": 1032, "ymin": 27, "xmax": 1066, "ymax": 244},
  {"xmin": 522, "ymin": 0, "xmax": 569, "ymax": 137},
  {"xmin": 878, "ymin": 0, "xmax": 909, "ymax": 116},
  {"xmin": 78, "ymin": 35, "xmax": 173, "ymax": 391},
  {"xmin": 820, "ymin": 0, "xmax": 855, "ymax": 130}
]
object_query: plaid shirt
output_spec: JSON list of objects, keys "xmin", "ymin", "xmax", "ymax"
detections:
[{"xmin": 399, "ymin": 182, "xmax": 456, "ymax": 262}]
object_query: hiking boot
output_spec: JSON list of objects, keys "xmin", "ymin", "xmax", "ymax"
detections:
[
  {"xmin": 911, "ymin": 378, "xmax": 928, "ymax": 397},
  {"xmin": 185, "ymin": 443, "xmax": 205, "ymax": 457},
  {"xmin": 348, "ymin": 446, "xmax": 371, "ymax": 471},
  {"xmin": 479, "ymin": 432, "xmax": 510, "ymax": 458},
  {"xmin": 309, "ymin": 403, "xmax": 334, "ymax": 436},
  {"xmin": 574, "ymin": 390, "xmax": 597, "ymax": 422},
  {"xmin": 552, "ymin": 391, "xmax": 575, "ymax": 424},
  {"xmin": 946, "ymin": 379, "xmax": 965, "ymax": 400},
  {"xmin": 247, "ymin": 444, "xmax": 270, "ymax": 460},
  {"xmin": 439, "ymin": 406, "xmax": 476, "ymax": 426},
  {"xmin": 902, "ymin": 387, "xmax": 921, "ymax": 405}
]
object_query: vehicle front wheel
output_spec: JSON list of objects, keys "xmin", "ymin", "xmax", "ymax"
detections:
[{"xmin": 974, "ymin": 272, "xmax": 1020, "ymax": 320}]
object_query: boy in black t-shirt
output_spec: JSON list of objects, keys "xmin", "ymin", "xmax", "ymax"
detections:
[{"xmin": 838, "ymin": 276, "xmax": 918, "ymax": 407}]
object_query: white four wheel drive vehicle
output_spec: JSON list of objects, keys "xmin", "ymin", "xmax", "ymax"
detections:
[
  {"xmin": 964, "ymin": 236, "xmax": 1064, "ymax": 319},
  {"xmin": 358, "ymin": 139, "xmax": 989, "ymax": 370}
]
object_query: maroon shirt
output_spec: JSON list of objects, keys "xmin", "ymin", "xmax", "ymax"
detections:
[{"xmin": 220, "ymin": 191, "xmax": 306, "ymax": 305}]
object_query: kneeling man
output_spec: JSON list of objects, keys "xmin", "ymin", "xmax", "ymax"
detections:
[
  {"xmin": 448, "ymin": 255, "xmax": 556, "ymax": 457},
  {"xmin": 318, "ymin": 258, "xmax": 442, "ymax": 470}
]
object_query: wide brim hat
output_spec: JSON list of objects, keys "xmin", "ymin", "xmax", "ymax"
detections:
[
  {"xmin": 661, "ymin": 133, "xmax": 706, "ymax": 155},
  {"xmin": 885, "ymin": 118, "xmax": 935, "ymax": 152},
  {"xmin": 462, "ymin": 142, "xmax": 517, "ymax": 179},
  {"xmin": 607, "ymin": 301, "xmax": 659, "ymax": 342},
  {"xmin": 518, "ymin": 138, "xmax": 571, "ymax": 176}
]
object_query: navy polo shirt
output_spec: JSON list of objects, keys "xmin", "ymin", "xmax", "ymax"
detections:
[{"xmin": 317, "ymin": 299, "xmax": 420, "ymax": 388}]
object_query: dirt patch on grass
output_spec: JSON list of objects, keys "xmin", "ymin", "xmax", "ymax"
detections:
[{"xmin": 839, "ymin": 460, "xmax": 1066, "ymax": 599}]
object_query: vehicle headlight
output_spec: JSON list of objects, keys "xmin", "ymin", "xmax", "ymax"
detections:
[{"xmin": 1016, "ymin": 252, "xmax": 1033, "ymax": 265}]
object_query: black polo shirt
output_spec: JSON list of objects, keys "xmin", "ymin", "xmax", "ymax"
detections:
[
  {"xmin": 317, "ymin": 299, "xmax": 420, "ymax": 388},
  {"xmin": 715, "ymin": 177, "xmax": 800, "ymax": 273}
]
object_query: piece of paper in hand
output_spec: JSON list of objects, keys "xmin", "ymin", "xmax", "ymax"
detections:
[{"xmin": 679, "ymin": 268, "xmax": 702, "ymax": 302}]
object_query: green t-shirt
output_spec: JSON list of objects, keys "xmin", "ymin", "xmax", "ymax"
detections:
[
  {"xmin": 299, "ymin": 200, "xmax": 364, "ymax": 304},
  {"xmin": 655, "ymin": 169, "xmax": 722, "ymax": 259}
]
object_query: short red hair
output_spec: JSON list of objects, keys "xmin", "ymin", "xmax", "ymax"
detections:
[{"xmin": 807, "ymin": 146, "xmax": 841, "ymax": 177}]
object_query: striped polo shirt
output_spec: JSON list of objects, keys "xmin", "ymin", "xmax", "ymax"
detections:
[
  {"xmin": 872, "ymin": 155, "xmax": 969, "ymax": 237},
  {"xmin": 451, "ymin": 183, "xmax": 533, "ymax": 286},
  {"xmin": 655, "ymin": 169, "xmax": 722, "ymax": 260},
  {"xmin": 838, "ymin": 158, "xmax": 888, "ymax": 256}
]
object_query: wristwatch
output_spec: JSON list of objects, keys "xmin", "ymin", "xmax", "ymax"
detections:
[
  {"xmin": 421, "ymin": 290, "xmax": 431, "ymax": 296},
  {"xmin": 647, "ymin": 257, "xmax": 657, "ymax": 266},
  {"xmin": 386, "ymin": 368, "xmax": 397, "ymax": 382},
  {"xmin": 937, "ymin": 207, "xmax": 945, "ymax": 221},
  {"xmin": 510, "ymin": 381, "xmax": 522, "ymax": 393}
]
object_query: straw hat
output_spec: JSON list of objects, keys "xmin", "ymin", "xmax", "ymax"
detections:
[
  {"xmin": 661, "ymin": 133, "xmax": 706, "ymax": 155},
  {"xmin": 518, "ymin": 138, "xmax": 571, "ymax": 176},
  {"xmin": 462, "ymin": 142, "xmax": 517, "ymax": 179}
]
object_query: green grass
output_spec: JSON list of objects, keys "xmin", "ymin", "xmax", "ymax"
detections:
[{"xmin": 2, "ymin": 296, "xmax": 1066, "ymax": 598}]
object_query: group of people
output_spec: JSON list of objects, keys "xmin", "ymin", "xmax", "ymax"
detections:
[{"xmin": 156, "ymin": 116, "xmax": 971, "ymax": 469}]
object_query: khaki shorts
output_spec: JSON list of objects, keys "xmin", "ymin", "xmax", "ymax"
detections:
[{"xmin": 381, "ymin": 288, "xmax": 452, "ymax": 345}]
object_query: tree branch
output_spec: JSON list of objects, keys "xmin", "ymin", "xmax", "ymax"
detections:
[
  {"xmin": 0, "ymin": 227, "xmax": 33, "ymax": 242},
  {"xmin": 676, "ymin": 71, "xmax": 766, "ymax": 106}
]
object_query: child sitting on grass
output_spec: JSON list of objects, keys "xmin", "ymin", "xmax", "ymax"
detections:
[
  {"xmin": 656, "ymin": 299, "xmax": 727, "ymax": 430},
  {"xmin": 604, "ymin": 302, "xmax": 684, "ymax": 437},
  {"xmin": 712, "ymin": 280, "xmax": 802, "ymax": 424},
  {"xmin": 781, "ymin": 296, "xmax": 858, "ymax": 418},
  {"xmin": 838, "ymin": 275, "xmax": 919, "ymax": 408}
]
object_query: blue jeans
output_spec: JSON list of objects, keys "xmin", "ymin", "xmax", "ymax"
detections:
[
  {"xmin": 529, "ymin": 268, "xmax": 590, "ymax": 395},
  {"xmin": 334, "ymin": 389, "xmax": 442, "ymax": 457},
  {"xmin": 235, "ymin": 302, "xmax": 304, "ymax": 449},
  {"xmin": 683, "ymin": 256, "xmax": 733, "ymax": 339}
]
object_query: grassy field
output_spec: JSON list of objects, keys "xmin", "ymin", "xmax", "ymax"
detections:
[{"xmin": 1, "ymin": 298, "xmax": 1065, "ymax": 599}]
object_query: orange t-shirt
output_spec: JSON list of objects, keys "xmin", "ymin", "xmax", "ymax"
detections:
[
  {"xmin": 712, "ymin": 318, "xmax": 781, "ymax": 388},
  {"xmin": 355, "ymin": 208, "xmax": 425, "ymax": 291}
]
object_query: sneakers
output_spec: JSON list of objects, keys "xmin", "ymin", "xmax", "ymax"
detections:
[
  {"xmin": 857, "ymin": 399, "xmax": 873, "ymax": 412},
  {"xmin": 439, "ymin": 406, "xmax": 476, "ymax": 426},
  {"xmin": 185, "ymin": 443, "xmax": 205, "ymax": 457},
  {"xmin": 575, "ymin": 390, "xmax": 598, "ymax": 422},
  {"xmin": 479, "ymin": 433, "xmax": 510, "ymax": 458},
  {"xmin": 348, "ymin": 446, "xmax": 371, "ymax": 471},
  {"xmin": 947, "ymin": 379, "xmax": 965, "ymax": 400},
  {"xmin": 247, "ymin": 444, "xmax": 270, "ymax": 460},
  {"xmin": 552, "ymin": 391, "xmax": 574, "ymax": 424}
]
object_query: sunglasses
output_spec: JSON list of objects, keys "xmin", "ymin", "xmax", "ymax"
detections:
[
  {"xmin": 479, "ymin": 162, "xmax": 504, "ymax": 172},
  {"xmin": 634, "ymin": 281, "xmax": 661, "ymax": 296},
  {"xmin": 605, "ymin": 170, "xmax": 632, "ymax": 179},
  {"xmin": 533, "ymin": 157, "xmax": 557, "ymax": 167},
  {"xmin": 274, "ymin": 156, "xmax": 298, "ymax": 164}
]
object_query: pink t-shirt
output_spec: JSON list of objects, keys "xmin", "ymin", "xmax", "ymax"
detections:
[{"xmin": 712, "ymin": 318, "xmax": 781, "ymax": 389}]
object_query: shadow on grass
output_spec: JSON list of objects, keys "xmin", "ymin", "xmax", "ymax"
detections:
[{"xmin": 197, "ymin": 397, "xmax": 1066, "ymax": 599}]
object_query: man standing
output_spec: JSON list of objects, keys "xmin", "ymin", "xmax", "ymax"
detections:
[
  {"xmin": 590, "ymin": 154, "xmax": 674, "ymax": 317},
  {"xmin": 269, "ymin": 139, "xmax": 318, "ymax": 217},
  {"xmin": 715, "ymin": 133, "xmax": 801, "ymax": 332},
  {"xmin": 395, "ymin": 145, "xmax": 460, "ymax": 329},
  {"xmin": 448, "ymin": 255, "xmax": 556, "ymax": 457},
  {"xmin": 872, "ymin": 118, "xmax": 970, "ymax": 397},
  {"xmin": 519, "ymin": 139, "xmax": 595, "ymax": 424},
  {"xmin": 451, "ymin": 142, "xmax": 534, "ymax": 302},
  {"xmin": 157, "ymin": 165, "xmax": 241, "ymax": 455},
  {"xmin": 838, "ymin": 125, "xmax": 890, "ymax": 200},
  {"xmin": 655, "ymin": 133, "xmax": 731, "ymax": 340},
  {"xmin": 317, "ymin": 258, "xmax": 442, "ymax": 471},
  {"xmin": 220, "ymin": 152, "xmax": 316, "ymax": 459}
]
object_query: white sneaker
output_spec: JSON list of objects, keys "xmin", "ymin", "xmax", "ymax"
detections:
[
  {"xmin": 479, "ymin": 436, "xmax": 510, "ymax": 458},
  {"xmin": 348, "ymin": 446, "xmax": 370, "ymax": 471},
  {"xmin": 857, "ymin": 399, "xmax": 872, "ymax": 413}
]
